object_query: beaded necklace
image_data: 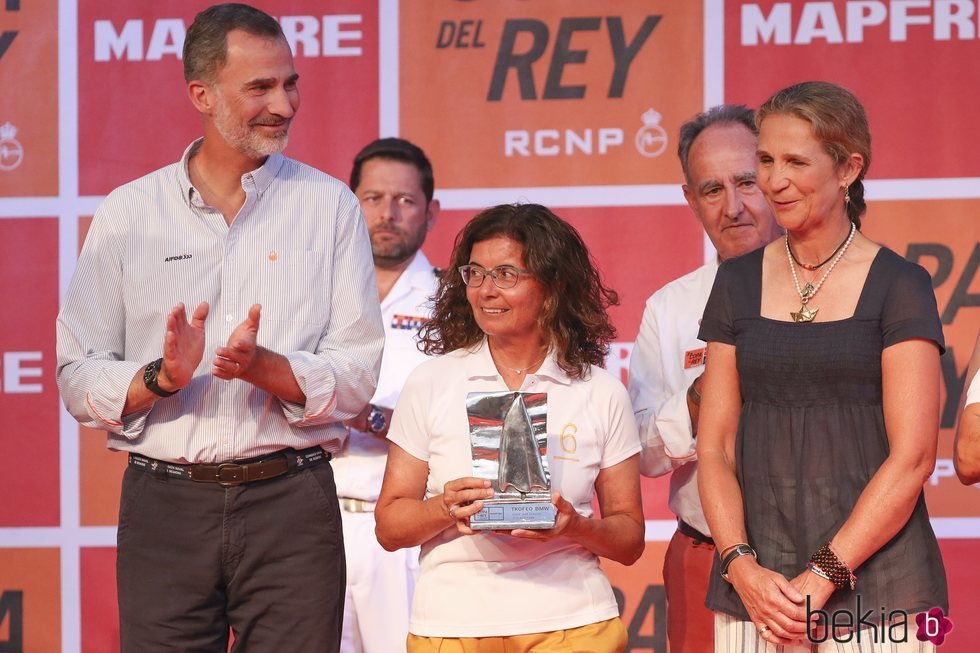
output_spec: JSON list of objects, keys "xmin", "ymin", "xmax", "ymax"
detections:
[
  {"xmin": 785, "ymin": 222, "xmax": 856, "ymax": 323},
  {"xmin": 787, "ymin": 226, "xmax": 851, "ymax": 270}
]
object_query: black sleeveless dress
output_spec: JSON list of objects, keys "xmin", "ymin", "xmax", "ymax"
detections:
[{"xmin": 698, "ymin": 246, "xmax": 948, "ymax": 620}]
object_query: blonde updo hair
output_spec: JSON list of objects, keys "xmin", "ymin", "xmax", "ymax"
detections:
[{"xmin": 757, "ymin": 81, "xmax": 871, "ymax": 229}]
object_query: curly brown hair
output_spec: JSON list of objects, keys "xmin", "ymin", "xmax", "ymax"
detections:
[{"xmin": 419, "ymin": 204, "xmax": 619, "ymax": 379}]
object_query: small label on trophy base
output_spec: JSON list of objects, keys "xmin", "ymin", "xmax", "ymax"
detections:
[{"xmin": 470, "ymin": 501, "xmax": 557, "ymax": 531}]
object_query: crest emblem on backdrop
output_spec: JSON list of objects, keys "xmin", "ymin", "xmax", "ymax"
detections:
[
  {"xmin": 0, "ymin": 122, "xmax": 24, "ymax": 171},
  {"xmin": 635, "ymin": 108, "xmax": 668, "ymax": 158}
]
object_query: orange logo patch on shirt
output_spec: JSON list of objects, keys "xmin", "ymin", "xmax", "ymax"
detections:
[{"xmin": 684, "ymin": 348, "xmax": 706, "ymax": 369}]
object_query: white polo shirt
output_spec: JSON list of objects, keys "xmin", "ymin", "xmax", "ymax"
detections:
[
  {"xmin": 628, "ymin": 260, "xmax": 717, "ymax": 536},
  {"xmin": 332, "ymin": 251, "xmax": 440, "ymax": 502},
  {"xmin": 388, "ymin": 339, "xmax": 640, "ymax": 637}
]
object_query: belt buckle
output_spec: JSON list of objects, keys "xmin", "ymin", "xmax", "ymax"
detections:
[{"xmin": 216, "ymin": 462, "xmax": 245, "ymax": 487}]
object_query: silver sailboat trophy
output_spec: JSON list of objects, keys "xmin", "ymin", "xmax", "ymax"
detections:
[{"xmin": 467, "ymin": 391, "xmax": 556, "ymax": 530}]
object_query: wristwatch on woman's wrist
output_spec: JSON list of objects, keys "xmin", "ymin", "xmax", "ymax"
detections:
[{"xmin": 720, "ymin": 543, "xmax": 757, "ymax": 581}]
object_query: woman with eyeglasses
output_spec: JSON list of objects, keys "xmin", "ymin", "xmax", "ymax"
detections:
[{"xmin": 375, "ymin": 203, "xmax": 644, "ymax": 653}]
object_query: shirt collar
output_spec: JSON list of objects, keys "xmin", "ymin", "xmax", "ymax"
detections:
[
  {"xmin": 177, "ymin": 139, "xmax": 202, "ymax": 207},
  {"xmin": 177, "ymin": 138, "xmax": 286, "ymax": 208},
  {"xmin": 462, "ymin": 338, "xmax": 572, "ymax": 386},
  {"xmin": 406, "ymin": 250, "xmax": 437, "ymax": 291},
  {"xmin": 380, "ymin": 251, "xmax": 440, "ymax": 312}
]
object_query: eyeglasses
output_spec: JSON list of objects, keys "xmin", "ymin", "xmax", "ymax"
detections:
[{"xmin": 458, "ymin": 264, "xmax": 532, "ymax": 289}]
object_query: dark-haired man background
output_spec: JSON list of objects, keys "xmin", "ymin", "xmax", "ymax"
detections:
[
  {"xmin": 56, "ymin": 4, "xmax": 382, "ymax": 650},
  {"xmin": 335, "ymin": 137, "xmax": 441, "ymax": 653},
  {"xmin": 629, "ymin": 105, "xmax": 782, "ymax": 652}
]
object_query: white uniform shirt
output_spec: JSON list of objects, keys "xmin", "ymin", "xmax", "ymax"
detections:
[
  {"xmin": 332, "ymin": 251, "xmax": 439, "ymax": 501},
  {"xmin": 388, "ymin": 339, "xmax": 640, "ymax": 637},
  {"xmin": 628, "ymin": 261, "xmax": 717, "ymax": 535}
]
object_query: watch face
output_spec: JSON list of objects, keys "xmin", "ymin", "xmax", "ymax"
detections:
[
  {"xmin": 143, "ymin": 359, "xmax": 160, "ymax": 386},
  {"xmin": 368, "ymin": 407, "xmax": 386, "ymax": 432},
  {"xmin": 143, "ymin": 358, "xmax": 176, "ymax": 397}
]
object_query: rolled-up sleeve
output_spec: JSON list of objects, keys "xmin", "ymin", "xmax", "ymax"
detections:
[
  {"xmin": 629, "ymin": 295, "xmax": 696, "ymax": 478},
  {"xmin": 279, "ymin": 188, "xmax": 384, "ymax": 427},
  {"xmin": 56, "ymin": 197, "xmax": 151, "ymax": 438}
]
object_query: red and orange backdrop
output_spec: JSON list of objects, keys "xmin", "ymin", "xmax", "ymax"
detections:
[{"xmin": 1, "ymin": 1, "xmax": 977, "ymax": 651}]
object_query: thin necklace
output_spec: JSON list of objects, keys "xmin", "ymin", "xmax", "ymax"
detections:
[
  {"xmin": 785, "ymin": 222, "xmax": 856, "ymax": 323},
  {"xmin": 489, "ymin": 344, "xmax": 548, "ymax": 375},
  {"xmin": 787, "ymin": 226, "xmax": 851, "ymax": 270}
]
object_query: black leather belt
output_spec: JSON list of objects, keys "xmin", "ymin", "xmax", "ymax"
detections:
[
  {"xmin": 128, "ymin": 446, "xmax": 330, "ymax": 488},
  {"xmin": 677, "ymin": 519, "xmax": 714, "ymax": 545}
]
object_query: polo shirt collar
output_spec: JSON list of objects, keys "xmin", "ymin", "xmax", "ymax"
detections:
[{"xmin": 463, "ymin": 338, "xmax": 572, "ymax": 386}]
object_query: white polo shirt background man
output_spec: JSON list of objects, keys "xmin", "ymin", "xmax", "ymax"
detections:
[
  {"xmin": 628, "ymin": 105, "xmax": 782, "ymax": 652},
  {"xmin": 334, "ymin": 138, "xmax": 442, "ymax": 653}
]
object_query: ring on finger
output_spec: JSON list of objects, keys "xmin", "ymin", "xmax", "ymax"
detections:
[
  {"xmin": 448, "ymin": 505, "xmax": 457, "ymax": 519},
  {"xmin": 758, "ymin": 624, "xmax": 770, "ymax": 635}
]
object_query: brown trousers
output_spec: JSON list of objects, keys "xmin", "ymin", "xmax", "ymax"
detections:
[{"xmin": 117, "ymin": 458, "xmax": 345, "ymax": 652}]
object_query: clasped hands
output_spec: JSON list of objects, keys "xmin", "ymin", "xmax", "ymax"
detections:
[
  {"xmin": 156, "ymin": 301, "xmax": 263, "ymax": 393},
  {"xmin": 727, "ymin": 555, "xmax": 836, "ymax": 645},
  {"xmin": 440, "ymin": 477, "xmax": 580, "ymax": 540}
]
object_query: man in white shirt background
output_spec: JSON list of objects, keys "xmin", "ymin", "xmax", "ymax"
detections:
[
  {"xmin": 337, "ymin": 137, "xmax": 442, "ymax": 653},
  {"xmin": 628, "ymin": 105, "xmax": 782, "ymax": 652}
]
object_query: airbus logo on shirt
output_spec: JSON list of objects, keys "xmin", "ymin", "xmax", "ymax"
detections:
[{"xmin": 163, "ymin": 254, "xmax": 192, "ymax": 263}]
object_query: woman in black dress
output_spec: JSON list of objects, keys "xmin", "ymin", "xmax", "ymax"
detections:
[{"xmin": 697, "ymin": 81, "xmax": 948, "ymax": 650}]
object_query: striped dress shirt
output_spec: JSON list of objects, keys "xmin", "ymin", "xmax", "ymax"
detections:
[{"xmin": 57, "ymin": 140, "xmax": 384, "ymax": 464}]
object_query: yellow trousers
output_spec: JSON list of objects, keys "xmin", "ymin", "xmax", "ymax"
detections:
[{"xmin": 407, "ymin": 617, "xmax": 627, "ymax": 653}]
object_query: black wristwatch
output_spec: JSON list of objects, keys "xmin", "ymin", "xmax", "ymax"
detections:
[
  {"xmin": 143, "ymin": 358, "xmax": 179, "ymax": 398},
  {"xmin": 366, "ymin": 404, "xmax": 387, "ymax": 434},
  {"xmin": 720, "ymin": 544, "xmax": 757, "ymax": 581}
]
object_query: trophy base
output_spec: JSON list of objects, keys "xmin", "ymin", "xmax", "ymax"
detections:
[{"xmin": 470, "ymin": 500, "xmax": 557, "ymax": 531}]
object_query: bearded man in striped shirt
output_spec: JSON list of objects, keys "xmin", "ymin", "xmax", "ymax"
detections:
[{"xmin": 56, "ymin": 4, "xmax": 383, "ymax": 651}]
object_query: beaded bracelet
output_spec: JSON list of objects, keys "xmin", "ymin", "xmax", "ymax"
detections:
[
  {"xmin": 808, "ymin": 543, "xmax": 856, "ymax": 590},
  {"xmin": 806, "ymin": 562, "xmax": 832, "ymax": 583}
]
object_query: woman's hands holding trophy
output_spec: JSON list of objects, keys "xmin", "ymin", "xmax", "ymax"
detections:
[{"xmin": 442, "ymin": 477, "xmax": 494, "ymax": 535}]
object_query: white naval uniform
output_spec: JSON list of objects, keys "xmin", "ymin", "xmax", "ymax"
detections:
[
  {"xmin": 332, "ymin": 250, "xmax": 440, "ymax": 653},
  {"xmin": 628, "ymin": 261, "xmax": 718, "ymax": 650},
  {"xmin": 628, "ymin": 260, "xmax": 717, "ymax": 535}
]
